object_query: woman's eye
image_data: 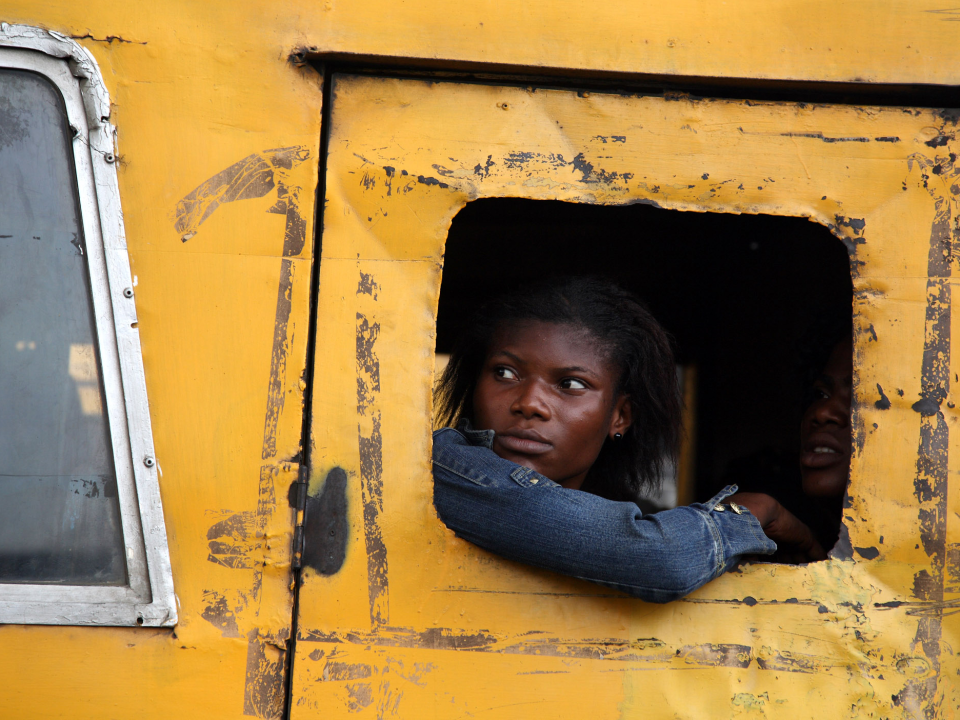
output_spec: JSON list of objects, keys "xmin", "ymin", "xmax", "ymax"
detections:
[
  {"xmin": 494, "ymin": 367, "xmax": 518, "ymax": 380},
  {"xmin": 559, "ymin": 378, "xmax": 588, "ymax": 390}
]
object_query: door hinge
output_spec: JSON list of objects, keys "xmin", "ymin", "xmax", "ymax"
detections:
[{"xmin": 291, "ymin": 463, "xmax": 309, "ymax": 570}]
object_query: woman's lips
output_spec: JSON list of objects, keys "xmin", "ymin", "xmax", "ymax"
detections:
[
  {"xmin": 496, "ymin": 431, "xmax": 552, "ymax": 455},
  {"xmin": 800, "ymin": 434, "xmax": 848, "ymax": 469}
]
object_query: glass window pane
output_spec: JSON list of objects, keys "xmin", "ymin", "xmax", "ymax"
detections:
[{"xmin": 0, "ymin": 68, "xmax": 126, "ymax": 585}]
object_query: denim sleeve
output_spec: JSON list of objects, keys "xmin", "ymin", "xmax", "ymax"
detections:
[{"xmin": 432, "ymin": 428, "xmax": 776, "ymax": 603}]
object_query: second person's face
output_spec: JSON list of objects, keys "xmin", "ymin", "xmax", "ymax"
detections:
[
  {"xmin": 800, "ymin": 337, "xmax": 853, "ymax": 498},
  {"xmin": 471, "ymin": 321, "xmax": 632, "ymax": 489}
]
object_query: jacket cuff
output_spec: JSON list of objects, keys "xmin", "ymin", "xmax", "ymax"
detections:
[{"xmin": 694, "ymin": 484, "xmax": 777, "ymax": 573}]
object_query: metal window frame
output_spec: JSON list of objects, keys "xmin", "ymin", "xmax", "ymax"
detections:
[{"xmin": 0, "ymin": 24, "xmax": 176, "ymax": 627}]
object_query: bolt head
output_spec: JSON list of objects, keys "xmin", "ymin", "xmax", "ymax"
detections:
[
  {"xmin": 123, "ymin": 287, "xmax": 134, "ymax": 298},
  {"xmin": 143, "ymin": 456, "xmax": 155, "ymax": 468}
]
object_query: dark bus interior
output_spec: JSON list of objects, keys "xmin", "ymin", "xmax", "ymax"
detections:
[{"xmin": 435, "ymin": 198, "xmax": 853, "ymax": 551}]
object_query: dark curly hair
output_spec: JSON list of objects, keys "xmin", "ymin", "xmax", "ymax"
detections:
[{"xmin": 435, "ymin": 276, "xmax": 682, "ymax": 503}]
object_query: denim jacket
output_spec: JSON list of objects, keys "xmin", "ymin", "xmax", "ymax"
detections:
[{"xmin": 432, "ymin": 425, "xmax": 776, "ymax": 603}]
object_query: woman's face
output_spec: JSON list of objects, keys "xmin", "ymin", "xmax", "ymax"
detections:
[
  {"xmin": 800, "ymin": 337, "xmax": 853, "ymax": 498},
  {"xmin": 472, "ymin": 321, "xmax": 632, "ymax": 489}
]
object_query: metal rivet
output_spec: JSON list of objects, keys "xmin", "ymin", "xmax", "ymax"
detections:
[
  {"xmin": 730, "ymin": 502, "xmax": 744, "ymax": 515},
  {"xmin": 530, "ymin": 478, "xmax": 539, "ymax": 484},
  {"xmin": 143, "ymin": 456, "xmax": 155, "ymax": 468},
  {"xmin": 122, "ymin": 287, "xmax": 134, "ymax": 298},
  {"xmin": 104, "ymin": 153, "xmax": 116, "ymax": 163},
  {"xmin": 713, "ymin": 504, "xmax": 726, "ymax": 512}
]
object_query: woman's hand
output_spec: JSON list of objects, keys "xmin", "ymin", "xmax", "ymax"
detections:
[{"xmin": 728, "ymin": 492, "xmax": 827, "ymax": 563}]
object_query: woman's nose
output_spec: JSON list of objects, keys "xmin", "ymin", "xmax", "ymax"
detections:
[
  {"xmin": 511, "ymin": 380, "xmax": 551, "ymax": 419},
  {"xmin": 812, "ymin": 394, "xmax": 850, "ymax": 427}
]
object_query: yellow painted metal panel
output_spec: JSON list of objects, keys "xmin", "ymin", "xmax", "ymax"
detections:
[
  {"xmin": 305, "ymin": 0, "xmax": 960, "ymax": 85},
  {"xmin": 297, "ymin": 75, "xmax": 958, "ymax": 718},
  {"xmin": 0, "ymin": 4, "xmax": 323, "ymax": 718}
]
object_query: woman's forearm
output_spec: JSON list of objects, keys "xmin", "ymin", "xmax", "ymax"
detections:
[{"xmin": 433, "ymin": 429, "xmax": 776, "ymax": 602}]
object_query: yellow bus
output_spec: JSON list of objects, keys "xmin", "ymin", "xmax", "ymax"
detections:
[{"xmin": 0, "ymin": 3, "xmax": 957, "ymax": 718}]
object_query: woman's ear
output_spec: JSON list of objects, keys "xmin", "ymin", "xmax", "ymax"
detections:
[{"xmin": 609, "ymin": 395, "xmax": 633, "ymax": 439}]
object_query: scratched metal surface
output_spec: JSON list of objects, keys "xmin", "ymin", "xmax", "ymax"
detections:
[{"xmin": 296, "ymin": 75, "xmax": 960, "ymax": 718}]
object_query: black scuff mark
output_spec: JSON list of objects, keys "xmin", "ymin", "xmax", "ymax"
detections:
[
  {"xmin": 833, "ymin": 215, "xmax": 866, "ymax": 239},
  {"xmin": 939, "ymin": 108, "xmax": 960, "ymax": 125},
  {"xmin": 572, "ymin": 153, "xmax": 594, "ymax": 183},
  {"xmin": 855, "ymin": 546, "xmax": 881, "ymax": 560},
  {"xmin": 356, "ymin": 314, "xmax": 381, "ymax": 415},
  {"xmin": 924, "ymin": 134, "xmax": 953, "ymax": 149},
  {"xmin": 901, "ymin": 176, "xmax": 953, "ymax": 715},
  {"xmin": 244, "ymin": 629, "xmax": 287, "ymax": 718},
  {"xmin": 69, "ymin": 33, "xmax": 146, "ymax": 45},
  {"xmin": 173, "ymin": 147, "xmax": 310, "ymax": 462},
  {"xmin": 780, "ymin": 132, "xmax": 870, "ymax": 143},
  {"xmin": 200, "ymin": 590, "xmax": 242, "ymax": 638},
  {"xmin": 875, "ymin": 137, "xmax": 901, "ymax": 143},
  {"xmin": 756, "ymin": 649, "xmax": 821, "ymax": 673},
  {"xmin": 431, "ymin": 164, "xmax": 455, "ymax": 177},
  {"xmin": 503, "ymin": 151, "xmax": 536, "ymax": 169},
  {"xmin": 875, "ymin": 384, "xmax": 891, "ymax": 410},
  {"xmin": 357, "ymin": 300, "xmax": 389, "ymax": 628},
  {"xmin": 298, "ymin": 627, "xmax": 751, "ymax": 668},
  {"xmin": 865, "ymin": 324, "xmax": 878, "ymax": 341},
  {"xmin": 416, "ymin": 175, "xmax": 449, "ymax": 189},
  {"xmin": 323, "ymin": 661, "xmax": 373, "ymax": 681},
  {"xmin": 301, "ymin": 467, "xmax": 349, "ymax": 576},
  {"xmin": 359, "ymin": 413, "xmax": 388, "ymax": 628},
  {"xmin": 830, "ymin": 524, "xmax": 854, "ymax": 561},
  {"xmin": 473, "ymin": 155, "xmax": 495, "ymax": 178},
  {"xmin": 358, "ymin": 272, "xmax": 379, "ymax": 300},
  {"xmin": 206, "ymin": 511, "xmax": 257, "ymax": 569}
]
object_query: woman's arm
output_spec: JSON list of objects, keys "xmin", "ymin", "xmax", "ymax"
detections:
[{"xmin": 432, "ymin": 428, "xmax": 777, "ymax": 603}]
